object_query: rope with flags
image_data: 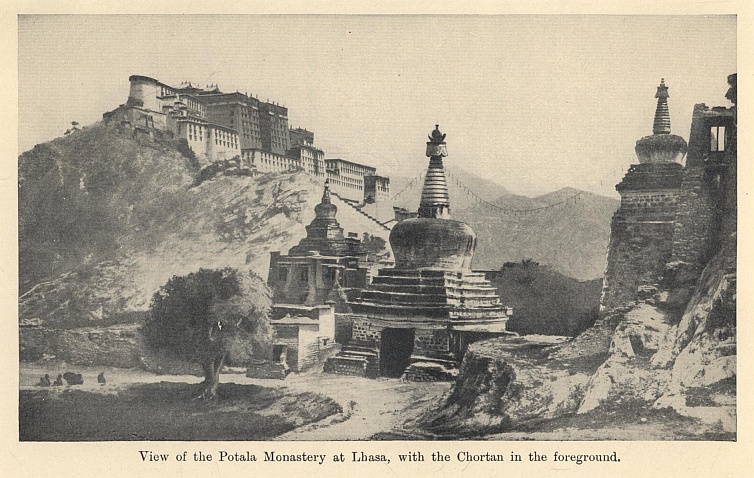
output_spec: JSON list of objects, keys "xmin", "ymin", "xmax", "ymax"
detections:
[
  {"xmin": 444, "ymin": 167, "xmax": 589, "ymax": 216},
  {"xmin": 389, "ymin": 166, "xmax": 591, "ymax": 216},
  {"xmin": 390, "ymin": 169, "xmax": 425, "ymax": 201}
]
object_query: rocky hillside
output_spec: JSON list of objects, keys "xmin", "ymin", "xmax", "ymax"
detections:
[
  {"xmin": 19, "ymin": 122, "xmax": 390, "ymax": 329},
  {"xmin": 455, "ymin": 188, "xmax": 619, "ymax": 280}
]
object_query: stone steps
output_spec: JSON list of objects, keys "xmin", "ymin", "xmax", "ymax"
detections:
[{"xmin": 323, "ymin": 343, "xmax": 379, "ymax": 378}]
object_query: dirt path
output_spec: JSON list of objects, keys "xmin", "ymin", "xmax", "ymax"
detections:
[
  {"xmin": 20, "ymin": 362, "xmax": 451, "ymax": 440},
  {"xmin": 270, "ymin": 373, "xmax": 450, "ymax": 440}
]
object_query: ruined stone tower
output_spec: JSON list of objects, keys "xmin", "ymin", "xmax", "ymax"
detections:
[
  {"xmin": 324, "ymin": 126, "xmax": 511, "ymax": 380},
  {"xmin": 601, "ymin": 79, "xmax": 688, "ymax": 310}
]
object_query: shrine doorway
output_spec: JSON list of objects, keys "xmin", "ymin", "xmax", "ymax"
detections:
[{"xmin": 379, "ymin": 328, "xmax": 415, "ymax": 378}]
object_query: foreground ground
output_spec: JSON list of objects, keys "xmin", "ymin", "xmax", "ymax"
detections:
[
  {"xmin": 20, "ymin": 362, "xmax": 731, "ymax": 441},
  {"xmin": 19, "ymin": 362, "xmax": 450, "ymax": 441}
]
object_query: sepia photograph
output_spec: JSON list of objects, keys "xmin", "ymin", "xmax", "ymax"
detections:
[{"xmin": 8, "ymin": 8, "xmax": 747, "ymax": 475}]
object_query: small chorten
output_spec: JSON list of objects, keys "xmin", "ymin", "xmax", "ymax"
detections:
[
  {"xmin": 635, "ymin": 79, "xmax": 688, "ymax": 164},
  {"xmin": 288, "ymin": 180, "xmax": 351, "ymax": 256}
]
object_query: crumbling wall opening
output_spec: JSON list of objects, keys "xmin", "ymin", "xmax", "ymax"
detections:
[{"xmin": 380, "ymin": 328, "xmax": 415, "ymax": 378}]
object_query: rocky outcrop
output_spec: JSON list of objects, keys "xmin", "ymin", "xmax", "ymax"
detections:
[
  {"xmin": 423, "ymin": 235, "xmax": 735, "ymax": 436},
  {"xmin": 578, "ymin": 304, "xmax": 673, "ymax": 413},
  {"xmin": 652, "ymin": 234, "xmax": 736, "ymax": 431},
  {"xmin": 419, "ymin": 335, "xmax": 594, "ymax": 435}
]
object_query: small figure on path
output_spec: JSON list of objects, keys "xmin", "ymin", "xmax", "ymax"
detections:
[
  {"xmin": 53, "ymin": 374, "xmax": 63, "ymax": 386},
  {"xmin": 36, "ymin": 374, "xmax": 51, "ymax": 387},
  {"xmin": 97, "ymin": 372, "xmax": 106, "ymax": 385}
]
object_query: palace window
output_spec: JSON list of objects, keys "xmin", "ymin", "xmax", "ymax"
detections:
[{"xmin": 711, "ymin": 125, "xmax": 726, "ymax": 152}]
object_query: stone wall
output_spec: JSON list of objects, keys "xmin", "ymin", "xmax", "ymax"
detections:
[
  {"xmin": 601, "ymin": 218, "xmax": 675, "ymax": 310},
  {"xmin": 297, "ymin": 340, "xmax": 340, "ymax": 371},
  {"xmin": 414, "ymin": 329, "xmax": 450, "ymax": 355},
  {"xmin": 20, "ymin": 324, "xmax": 201, "ymax": 375},
  {"xmin": 600, "ymin": 160, "xmax": 687, "ymax": 311},
  {"xmin": 620, "ymin": 190, "xmax": 679, "ymax": 218},
  {"xmin": 21, "ymin": 324, "xmax": 143, "ymax": 368},
  {"xmin": 351, "ymin": 319, "xmax": 383, "ymax": 346},
  {"xmin": 670, "ymin": 167, "xmax": 718, "ymax": 269},
  {"xmin": 323, "ymin": 355, "xmax": 371, "ymax": 377}
]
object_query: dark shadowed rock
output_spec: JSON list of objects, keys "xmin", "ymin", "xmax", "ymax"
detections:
[{"xmin": 63, "ymin": 372, "xmax": 84, "ymax": 385}]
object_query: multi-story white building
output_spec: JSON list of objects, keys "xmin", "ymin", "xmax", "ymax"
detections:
[
  {"xmin": 242, "ymin": 148, "xmax": 300, "ymax": 174},
  {"xmin": 106, "ymin": 75, "xmax": 389, "ymax": 205},
  {"xmin": 326, "ymin": 158, "xmax": 377, "ymax": 202},
  {"xmin": 288, "ymin": 128, "xmax": 325, "ymax": 178}
]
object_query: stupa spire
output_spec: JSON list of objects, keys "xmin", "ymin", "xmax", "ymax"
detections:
[
  {"xmin": 653, "ymin": 78, "xmax": 671, "ymax": 134},
  {"xmin": 419, "ymin": 125, "xmax": 451, "ymax": 219},
  {"xmin": 321, "ymin": 178, "xmax": 332, "ymax": 204},
  {"xmin": 634, "ymin": 79, "xmax": 687, "ymax": 164},
  {"xmin": 314, "ymin": 179, "xmax": 336, "ymax": 220}
]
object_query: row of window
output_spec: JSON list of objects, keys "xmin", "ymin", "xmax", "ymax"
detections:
[
  {"xmin": 327, "ymin": 162, "xmax": 375, "ymax": 177},
  {"xmin": 215, "ymin": 138, "xmax": 238, "ymax": 148},
  {"xmin": 328, "ymin": 178, "xmax": 363, "ymax": 191},
  {"xmin": 329, "ymin": 174, "xmax": 361, "ymax": 185},
  {"xmin": 185, "ymin": 133, "xmax": 238, "ymax": 150}
]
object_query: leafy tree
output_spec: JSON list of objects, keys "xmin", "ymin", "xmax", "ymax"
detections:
[
  {"xmin": 145, "ymin": 268, "xmax": 273, "ymax": 400},
  {"xmin": 361, "ymin": 232, "xmax": 388, "ymax": 255}
]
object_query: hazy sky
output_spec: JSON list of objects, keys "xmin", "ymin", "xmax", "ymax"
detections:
[{"xmin": 18, "ymin": 15, "xmax": 736, "ymax": 197}]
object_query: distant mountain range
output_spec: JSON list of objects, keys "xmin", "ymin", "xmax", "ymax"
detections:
[
  {"xmin": 391, "ymin": 170, "xmax": 619, "ymax": 280},
  {"xmin": 456, "ymin": 187, "xmax": 619, "ymax": 280}
]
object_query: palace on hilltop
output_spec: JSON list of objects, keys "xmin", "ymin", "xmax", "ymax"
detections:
[{"xmin": 103, "ymin": 75, "xmax": 390, "ymax": 206}]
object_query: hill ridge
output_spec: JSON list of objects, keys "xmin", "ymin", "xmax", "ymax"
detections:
[{"xmin": 18, "ymin": 122, "xmax": 391, "ymax": 326}]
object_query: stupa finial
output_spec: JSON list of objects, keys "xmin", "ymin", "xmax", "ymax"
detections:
[
  {"xmin": 426, "ymin": 125, "xmax": 448, "ymax": 159},
  {"xmin": 653, "ymin": 78, "xmax": 671, "ymax": 135},
  {"xmin": 634, "ymin": 78, "xmax": 687, "ymax": 164},
  {"xmin": 322, "ymin": 179, "xmax": 331, "ymax": 204},
  {"xmin": 428, "ymin": 124, "xmax": 446, "ymax": 144}
]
